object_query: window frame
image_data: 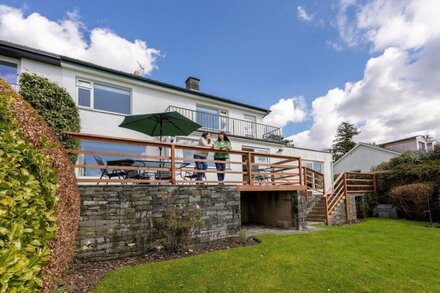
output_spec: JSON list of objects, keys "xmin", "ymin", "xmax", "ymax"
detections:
[
  {"xmin": 195, "ymin": 104, "xmax": 229, "ymax": 132},
  {"xmin": 76, "ymin": 77, "xmax": 132, "ymax": 115},
  {"xmin": 303, "ymin": 160, "xmax": 324, "ymax": 173},
  {"xmin": 243, "ymin": 114, "xmax": 257, "ymax": 138},
  {"xmin": 0, "ymin": 59, "xmax": 19, "ymax": 87}
]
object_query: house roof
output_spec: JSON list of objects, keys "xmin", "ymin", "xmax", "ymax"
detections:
[
  {"xmin": 378, "ymin": 135, "xmax": 420, "ymax": 146},
  {"xmin": 333, "ymin": 142, "xmax": 401, "ymax": 165},
  {"xmin": 0, "ymin": 40, "xmax": 270, "ymax": 114}
]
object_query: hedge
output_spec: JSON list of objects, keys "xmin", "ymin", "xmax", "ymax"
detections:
[
  {"xmin": 0, "ymin": 82, "xmax": 57, "ymax": 291},
  {"xmin": 19, "ymin": 73, "xmax": 80, "ymax": 161},
  {"xmin": 1, "ymin": 79, "xmax": 81, "ymax": 291}
]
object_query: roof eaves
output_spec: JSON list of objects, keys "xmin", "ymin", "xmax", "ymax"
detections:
[{"xmin": 59, "ymin": 57, "xmax": 270, "ymax": 114}]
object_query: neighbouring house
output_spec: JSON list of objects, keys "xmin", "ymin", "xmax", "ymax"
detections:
[
  {"xmin": 380, "ymin": 135, "xmax": 439, "ymax": 153},
  {"xmin": 333, "ymin": 143, "xmax": 400, "ymax": 175}
]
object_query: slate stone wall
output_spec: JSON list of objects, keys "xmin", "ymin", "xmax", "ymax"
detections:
[
  {"xmin": 76, "ymin": 185, "xmax": 240, "ymax": 262},
  {"xmin": 329, "ymin": 193, "xmax": 368, "ymax": 225}
]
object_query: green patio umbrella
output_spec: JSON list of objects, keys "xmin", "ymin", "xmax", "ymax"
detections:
[{"xmin": 119, "ymin": 111, "xmax": 202, "ymax": 156}]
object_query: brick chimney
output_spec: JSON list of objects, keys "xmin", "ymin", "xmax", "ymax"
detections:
[{"xmin": 185, "ymin": 76, "xmax": 200, "ymax": 91}]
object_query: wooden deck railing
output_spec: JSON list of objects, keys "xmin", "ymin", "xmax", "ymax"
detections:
[
  {"xmin": 302, "ymin": 167, "xmax": 325, "ymax": 195},
  {"xmin": 324, "ymin": 172, "xmax": 376, "ymax": 224},
  {"xmin": 66, "ymin": 132, "xmax": 303, "ymax": 188}
]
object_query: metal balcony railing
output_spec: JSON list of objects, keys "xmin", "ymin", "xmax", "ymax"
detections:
[{"xmin": 166, "ymin": 105, "xmax": 282, "ymax": 142}]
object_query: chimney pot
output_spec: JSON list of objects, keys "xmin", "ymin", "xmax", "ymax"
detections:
[{"xmin": 185, "ymin": 76, "xmax": 200, "ymax": 91}]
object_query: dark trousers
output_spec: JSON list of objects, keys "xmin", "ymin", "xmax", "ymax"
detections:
[
  {"xmin": 194, "ymin": 154, "xmax": 207, "ymax": 181},
  {"xmin": 215, "ymin": 158, "xmax": 227, "ymax": 181}
]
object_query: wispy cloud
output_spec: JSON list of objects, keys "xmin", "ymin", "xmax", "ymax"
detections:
[
  {"xmin": 0, "ymin": 5, "xmax": 160, "ymax": 75},
  {"xmin": 297, "ymin": 5, "xmax": 313, "ymax": 22}
]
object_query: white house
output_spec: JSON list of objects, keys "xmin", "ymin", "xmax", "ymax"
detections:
[
  {"xmin": 379, "ymin": 135, "xmax": 439, "ymax": 153},
  {"xmin": 333, "ymin": 143, "xmax": 400, "ymax": 175},
  {"xmin": 0, "ymin": 40, "xmax": 333, "ymax": 187}
]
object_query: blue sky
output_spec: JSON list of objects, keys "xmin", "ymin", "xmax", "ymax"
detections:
[
  {"xmin": 1, "ymin": 1, "xmax": 438, "ymax": 148},
  {"xmin": 1, "ymin": 0, "xmax": 369, "ymax": 135}
]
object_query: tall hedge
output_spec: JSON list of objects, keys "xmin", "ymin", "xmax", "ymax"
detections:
[
  {"xmin": 19, "ymin": 73, "xmax": 80, "ymax": 160},
  {"xmin": 0, "ymin": 82, "xmax": 57, "ymax": 291}
]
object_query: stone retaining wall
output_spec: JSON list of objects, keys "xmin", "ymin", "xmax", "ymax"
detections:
[
  {"xmin": 76, "ymin": 185, "xmax": 240, "ymax": 262},
  {"xmin": 329, "ymin": 193, "xmax": 368, "ymax": 225}
]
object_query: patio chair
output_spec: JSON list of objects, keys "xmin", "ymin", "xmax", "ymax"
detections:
[
  {"xmin": 181, "ymin": 166, "xmax": 206, "ymax": 182},
  {"xmin": 251, "ymin": 165, "xmax": 270, "ymax": 183},
  {"xmin": 94, "ymin": 156, "xmax": 127, "ymax": 185}
]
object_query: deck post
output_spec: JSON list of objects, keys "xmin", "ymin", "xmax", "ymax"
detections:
[
  {"xmin": 343, "ymin": 173, "xmax": 349, "ymax": 222},
  {"xmin": 247, "ymin": 152, "xmax": 252, "ymax": 185},
  {"xmin": 324, "ymin": 195, "xmax": 329, "ymax": 226},
  {"xmin": 170, "ymin": 144, "xmax": 176, "ymax": 184}
]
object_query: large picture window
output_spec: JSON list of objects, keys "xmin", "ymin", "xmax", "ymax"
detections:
[
  {"xmin": 79, "ymin": 141, "xmax": 145, "ymax": 177},
  {"xmin": 76, "ymin": 79, "xmax": 131, "ymax": 115},
  {"xmin": 0, "ymin": 61, "xmax": 17, "ymax": 86}
]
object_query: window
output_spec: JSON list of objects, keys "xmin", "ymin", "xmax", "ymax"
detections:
[
  {"xmin": 254, "ymin": 148, "xmax": 270, "ymax": 165},
  {"xmin": 303, "ymin": 161, "xmax": 324, "ymax": 173},
  {"xmin": 0, "ymin": 61, "xmax": 17, "ymax": 86},
  {"xmin": 196, "ymin": 105, "xmax": 228, "ymax": 131},
  {"xmin": 244, "ymin": 115, "xmax": 256, "ymax": 137},
  {"xmin": 76, "ymin": 79, "xmax": 131, "ymax": 114},
  {"xmin": 79, "ymin": 141, "xmax": 145, "ymax": 177},
  {"xmin": 418, "ymin": 142, "xmax": 426, "ymax": 151}
]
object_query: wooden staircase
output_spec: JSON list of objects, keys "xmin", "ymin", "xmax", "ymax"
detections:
[
  {"xmin": 322, "ymin": 172, "xmax": 376, "ymax": 225},
  {"xmin": 302, "ymin": 168, "xmax": 376, "ymax": 225}
]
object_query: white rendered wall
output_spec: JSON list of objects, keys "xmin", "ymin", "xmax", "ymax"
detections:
[
  {"xmin": 333, "ymin": 145, "xmax": 398, "ymax": 175},
  {"xmin": 11, "ymin": 57, "xmax": 333, "ymax": 185}
]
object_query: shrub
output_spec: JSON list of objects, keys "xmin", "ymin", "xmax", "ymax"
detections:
[
  {"xmin": 389, "ymin": 183, "xmax": 433, "ymax": 220},
  {"xmin": 0, "ymin": 82, "xmax": 58, "ymax": 291},
  {"xmin": 2, "ymin": 79, "xmax": 80, "ymax": 291},
  {"xmin": 156, "ymin": 205, "xmax": 202, "ymax": 251},
  {"xmin": 19, "ymin": 73, "xmax": 80, "ymax": 161}
]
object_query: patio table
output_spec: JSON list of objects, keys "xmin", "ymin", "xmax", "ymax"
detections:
[{"xmin": 107, "ymin": 159, "xmax": 190, "ymax": 180}]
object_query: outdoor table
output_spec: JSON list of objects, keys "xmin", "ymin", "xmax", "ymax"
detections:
[{"xmin": 107, "ymin": 159, "xmax": 190, "ymax": 180}]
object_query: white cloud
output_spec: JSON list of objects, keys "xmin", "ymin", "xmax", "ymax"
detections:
[
  {"xmin": 288, "ymin": 0, "xmax": 440, "ymax": 149},
  {"xmin": 0, "ymin": 5, "xmax": 160, "ymax": 75},
  {"xmin": 326, "ymin": 40, "xmax": 343, "ymax": 51},
  {"xmin": 263, "ymin": 97, "xmax": 307, "ymax": 129},
  {"xmin": 297, "ymin": 6, "xmax": 313, "ymax": 22}
]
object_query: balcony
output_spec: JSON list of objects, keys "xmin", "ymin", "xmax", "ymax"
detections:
[{"xmin": 166, "ymin": 105, "xmax": 282, "ymax": 142}]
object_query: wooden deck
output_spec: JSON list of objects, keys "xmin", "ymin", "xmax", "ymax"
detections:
[{"xmin": 236, "ymin": 185, "xmax": 308, "ymax": 192}]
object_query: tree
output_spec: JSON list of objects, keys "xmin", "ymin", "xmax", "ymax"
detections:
[{"xmin": 331, "ymin": 121, "xmax": 360, "ymax": 161}]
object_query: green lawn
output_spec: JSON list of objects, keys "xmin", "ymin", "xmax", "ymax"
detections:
[{"xmin": 94, "ymin": 219, "xmax": 440, "ymax": 292}]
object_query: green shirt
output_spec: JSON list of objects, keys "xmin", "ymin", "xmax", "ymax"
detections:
[{"xmin": 214, "ymin": 140, "xmax": 232, "ymax": 159}]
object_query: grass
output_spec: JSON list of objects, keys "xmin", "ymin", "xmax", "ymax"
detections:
[{"xmin": 94, "ymin": 219, "xmax": 440, "ymax": 292}]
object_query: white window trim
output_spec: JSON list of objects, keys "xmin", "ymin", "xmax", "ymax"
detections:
[
  {"xmin": 0, "ymin": 57, "xmax": 20, "ymax": 87},
  {"xmin": 196, "ymin": 104, "xmax": 229, "ymax": 132},
  {"xmin": 76, "ymin": 77, "xmax": 132, "ymax": 115}
]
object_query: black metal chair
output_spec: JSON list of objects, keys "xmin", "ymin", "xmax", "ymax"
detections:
[
  {"xmin": 94, "ymin": 156, "xmax": 127, "ymax": 185},
  {"xmin": 251, "ymin": 165, "xmax": 270, "ymax": 183},
  {"xmin": 181, "ymin": 166, "xmax": 206, "ymax": 182}
]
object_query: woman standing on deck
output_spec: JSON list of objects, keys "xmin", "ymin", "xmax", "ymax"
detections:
[
  {"xmin": 214, "ymin": 131, "xmax": 232, "ymax": 183},
  {"xmin": 194, "ymin": 132, "xmax": 214, "ymax": 181}
]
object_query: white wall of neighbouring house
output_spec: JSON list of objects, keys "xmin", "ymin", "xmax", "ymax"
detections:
[{"xmin": 333, "ymin": 144, "xmax": 399, "ymax": 175}]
